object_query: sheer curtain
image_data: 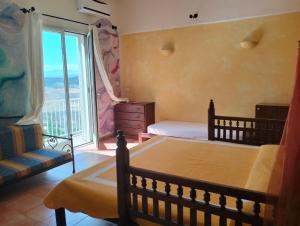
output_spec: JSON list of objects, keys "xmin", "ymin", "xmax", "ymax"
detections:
[
  {"xmin": 266, "ymin": 41, "xmax": 300, "ymax": 226},
  {"xmin": 91, "ymin": 25, "xmax": 128, "ymax": 104},
  {"xmin": 17, "ymin": 12, "xmax": 44, "ymax": 125}
]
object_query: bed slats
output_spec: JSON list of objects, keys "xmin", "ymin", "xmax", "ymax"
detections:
[
  {"xmin": 204, "ymin": 191, "xmax": 212, "ymax": 226},
  {"xmin": 132, "ymin": 174, "xmax": 138, "ymax": 211},
  {"xmin": 235, "ymin": 197, "xmax": 243, "ymax": 226},
  {"xmin": 152, "ymin": 180, "xmax": 159, "ymax": 218},
  {"xmin": 177, "ymin": 185, "xmax": 184, "ymax": 225},
  {"xmin": 165, "ymin": 182, "xmax": 172, "ymax": 221},
  {"xmin": 141, "ymin": 177, "xmax": 148, "ymax": 214},
  {"xmin": 219, "ymin": 194, "xmax": 227, "ymax": 226},
  {"xmin": 126, "ymin": 166, "xmax": 277, "ymax": 226},
  {"xmin": 190, "ymin": 188, "xmax": 197, "ymax": 226}
]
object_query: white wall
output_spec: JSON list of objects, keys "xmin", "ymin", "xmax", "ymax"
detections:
[
  {"xmin": 13, "ymin": 0, "xmax": 118, "ymax": 34},
  {"xmin": 12, "ymin": 0, "xmax": 300, "ymax": 35},
  {"xmin": 116, "ymin": 0, "xmax": 300, "ymax": 34}
]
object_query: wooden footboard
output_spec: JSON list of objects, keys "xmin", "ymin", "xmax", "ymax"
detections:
[
  {"xmin": 116, "ymin": 131, "xmax": 277, "ymax": 226},
  {"xmin": 208, "ymin": 100, "xmax": 285, "ymax": 145}
]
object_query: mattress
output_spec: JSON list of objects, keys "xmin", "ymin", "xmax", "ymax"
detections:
[{"xmin": 147, "ymin": 121, "xmax": 208, "ymax": 139}]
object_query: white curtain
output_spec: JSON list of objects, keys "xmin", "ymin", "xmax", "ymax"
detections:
[
  {"xmin": 91, "ymin": 25, "xmax": 128, "ymax": 104},
  {"xmin": 17, "ymin": 13, "xmax": 44, "ymax": 125}
]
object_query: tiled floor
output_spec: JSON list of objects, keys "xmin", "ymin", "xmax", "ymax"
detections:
[{"xmin": 0, "ymin": 137, "xmax": 139, "ymax": 226}]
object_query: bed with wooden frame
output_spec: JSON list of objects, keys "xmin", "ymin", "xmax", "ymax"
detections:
[
  {"xmin": 115, "ymin": 132, "xmax": 278, "ymax": 226},
  {"xmin": 208, "ymin": 100, "xmax": 285, "ymax": 145},
  {"xmin": 140, "ymin": 99, "xmax": 286, "ymax": 146},
  {"xmin": 50, "ymin": 100, "xmax": 284, "ymax": 226},
  {"xmin": 51, "ymin": 133, "xmax": 278, "ymax": 226},
  {"xmin": 115, "ymin": 100, "xmax": 284, "ymax": 225}
]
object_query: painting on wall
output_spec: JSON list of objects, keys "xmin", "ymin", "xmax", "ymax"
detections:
[
  {"xmin": 94, "ymin": 18, "xmax": 121, "ymax": 138},
  {"xmin": 0, "ymin": 0, "xmax": 28, "ymax": 124}
]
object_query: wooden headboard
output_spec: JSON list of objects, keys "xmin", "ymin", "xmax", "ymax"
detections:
[{"xmin": 208, "ymin": 100, "xmax": 286, "ymax": 145}]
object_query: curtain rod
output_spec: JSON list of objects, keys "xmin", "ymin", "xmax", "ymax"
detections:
[
  {"xmin": 20, "ymin": 7, "xmax": 117, "ymax": 30},
  {"xmin": 42, "ymin": 13, "xmax": 89, "ymax": 26}
]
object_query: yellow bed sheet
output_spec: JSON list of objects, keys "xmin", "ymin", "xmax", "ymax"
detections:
[{"xmin": 44, "ymin": 136, "xmax": 263, "ymax": 224}]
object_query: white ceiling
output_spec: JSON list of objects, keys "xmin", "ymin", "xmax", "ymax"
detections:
[{"xmin": 115, "ymin": 0, "xmax": 300, "ymax": 34}]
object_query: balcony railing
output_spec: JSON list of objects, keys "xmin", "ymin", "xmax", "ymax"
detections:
[{"xmin": 42, "ymin": 98, "xmax": 82, "ymax": 137}]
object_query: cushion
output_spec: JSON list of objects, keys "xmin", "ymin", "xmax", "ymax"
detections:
[
  {"xmin": 0, "ymin": 124, "xmax": 43, "ymax": 160},
  {"xmin": 10, "ymin": 124, "xmax": 43, "ymax": 153},
  {"xmin": 0, "ymin": 149, "xmax": 72, "ymax": 185},
  {"xmin": 25, "ymin": 149, "xmax": 72, "ymax": 167},
  {"xmin": 0, "ymin": 127, "xmax": 17, "ymax": 160},
  {"xmin": 0, "ymin": 166, "xmax": 18, "ymax": 185}
]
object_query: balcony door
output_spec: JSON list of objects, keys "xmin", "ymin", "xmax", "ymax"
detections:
[{"xmin": 42, "ymin": 29, "xmax": 93, "ymax": 146}]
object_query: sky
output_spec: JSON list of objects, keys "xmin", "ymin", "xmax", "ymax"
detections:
[{"xmin": 42, "ymin": 31, "xmax": 80, "ymax": 78}]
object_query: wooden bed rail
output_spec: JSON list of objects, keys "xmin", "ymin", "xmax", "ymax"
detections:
[
  {"xmin": 208, "ymin": 100, "xmax": 286, "ymax": 145},
  {"xmin": 116, "ymin": 131, "xmax": 277, "ymax": 226}
]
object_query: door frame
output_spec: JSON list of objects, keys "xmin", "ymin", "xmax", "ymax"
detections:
[
  {"xmin": 42, "ymin": 26, "xmax": 96, "ymax": 146},
  {"xmin": 86, "ymin": 31, "xmax": 99, "ymax": 145}
]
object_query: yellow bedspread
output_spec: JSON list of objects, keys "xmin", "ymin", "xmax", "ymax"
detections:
[{"xmin": 44, "ymin": 136, "xmax": 270, "ymax": 225}]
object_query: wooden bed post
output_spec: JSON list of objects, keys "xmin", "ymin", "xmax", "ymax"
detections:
[
  {"xmin": 208, "ymin": 99, "xmax": 215, "ymax": 140},
  {"xmin": 116, "ymin": 130, "xmax": 132, "ymax": 225}
]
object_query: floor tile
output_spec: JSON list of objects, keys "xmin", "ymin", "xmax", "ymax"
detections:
[
  {"xmin": 25, "ymin": 204, "xmax": 54, "ymax": 222},
  {"xmin": 28, "ymin": 183, "xmax": 56, "ymax": 199},
  {"xmin": 75, "ymin": 216, "xmax": 117, "ymax": 226},
  {"xmin": 36, "ymin": 214, "xmax": 56, "ymax": 226},
  {"xmin": 0, "ymin": 207, "xmax": 25, "ymax": 223},
  {"xmin": 0, "ymin": 211, "xmax": 38, "ymax": 226},
  {"xmin": 3, "ymin": 194, "xmax": 42, "ymax": 213}
]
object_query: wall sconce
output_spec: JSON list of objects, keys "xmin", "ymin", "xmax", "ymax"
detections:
[
  {"xmin": 240, "ymin": 28, "xmax": 263, "ymax": 49},
  {"xmin": 160, "ymin": 42, "xmax": 174, "ymax": 56},
  {"xmin": 240, "ymin": 40, "xmax": 258, "ymax": 49}
]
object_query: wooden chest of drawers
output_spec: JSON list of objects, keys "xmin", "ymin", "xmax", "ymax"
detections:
[
  {"xmin": 115, "ymin": 102, "xmax": 155, "ymax": 137},
  {"xmin": 255, "ymin": 103, "xmax": 289, "ymax": 120}
]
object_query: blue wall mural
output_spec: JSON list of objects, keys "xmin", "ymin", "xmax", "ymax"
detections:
[{"xmin": 0, "ymin": 0, "xmax": 28, "ymax": 121}]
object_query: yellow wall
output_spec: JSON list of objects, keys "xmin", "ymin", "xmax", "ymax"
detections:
[{"xmin": 120, "ymin": 13, "xmax": 300, "ymax": 123}]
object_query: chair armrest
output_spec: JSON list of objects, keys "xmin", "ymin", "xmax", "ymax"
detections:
[
  {"xmin": 42, "ymin": 134, "xmax": 76, "ymax": 173},
  {"xmin": 42, "ymin": 134, "xmax": 74, "ymax": 154}
]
